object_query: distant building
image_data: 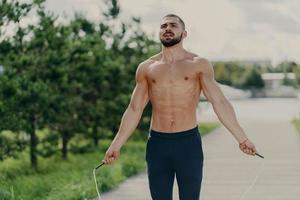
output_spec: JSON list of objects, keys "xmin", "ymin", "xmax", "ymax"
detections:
[{"xmin": 262, "ymin": 73, "xmax": 295, "ymax": 89}]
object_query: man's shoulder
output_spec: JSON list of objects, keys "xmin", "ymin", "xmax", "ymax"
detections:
[
  {"xmin": 187, "ymin": 52, "xmax": 209, "ymax": 64},
  {"xmin": 135, "ymin": 56, "xmax": 157, "ymax": 76},
  {"xmin": 185, "ymin": 53, "xmax": 213, "ymax": 74},
  {"xmin": 137, "ymin": 53, "xmax": 161, "ymax": 69},
  {"xmin": 187, "ymin": 53, "xmax": 211, "ymax": 67}
]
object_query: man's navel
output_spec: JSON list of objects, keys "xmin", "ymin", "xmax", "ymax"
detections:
[{"xmin": 170, "ymin": 118, "xmax": 175, "ymax": 126}]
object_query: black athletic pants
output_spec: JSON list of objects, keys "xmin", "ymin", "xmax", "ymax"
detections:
[{"xmin": 146, "ymin": 126, "xmax": 204, "ymax": 200}]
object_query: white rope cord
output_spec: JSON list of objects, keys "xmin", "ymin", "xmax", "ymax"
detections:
[
  {"xmin": 239, "ymin": 161, "xmax": 265, "ymax": 200},
  {"xmin": 93, "ymin": 168, "xmax": 103, "ymax": 200}
]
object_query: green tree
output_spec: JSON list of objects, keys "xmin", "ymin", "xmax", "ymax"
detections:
[
  {"xmin": 0, "ymin": 0, "xmax": 160, "ymax": 168},
  {"xmin": 239, "ymin": 67, "xmax": 265, "ymax": 89}
]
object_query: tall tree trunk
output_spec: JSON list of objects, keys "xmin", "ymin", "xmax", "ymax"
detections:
[
  {"xmin": 92, "ymin": 125, "xmax": 98, "ymax": 146},
  {"xmin": 29, "ymin": 115, "xmax": 38, "ymax": 169},
  {"xmin": 62, "ymin": 131, "xmax": 69, "ymax": 160}
]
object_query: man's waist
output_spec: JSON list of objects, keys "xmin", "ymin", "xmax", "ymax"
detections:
[{"xmin": 149, "ymin": 125, "xmax": 199, "ymax": 139}]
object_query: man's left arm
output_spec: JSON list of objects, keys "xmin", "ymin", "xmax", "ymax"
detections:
[{"xmin": 197, "ymin": 58, "xmax": 256, "ymax": 156}]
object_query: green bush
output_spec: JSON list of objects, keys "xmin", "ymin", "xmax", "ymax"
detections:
[
  {"xmin": 238, "ymin": 67, "xmax": 265, "ymax": 89},
  {"xmin": 0, "ymin": 131, "xmax": 28, "ymax": 161},
  {"xmin": 69, "ymin": 134, "xmax": 94, "ymax": 154},
  {"xmin": 0, "ymin": 140, "xmax": 146, "ymax": 200},
  {"xmin": 292, "ymin": 119, "xmax": 300, "ymax": 135},
  {"xmin": 37, "ymin": 129, "xmax": 60, "ymax": 157}
]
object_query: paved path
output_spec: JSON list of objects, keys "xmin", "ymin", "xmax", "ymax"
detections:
[{"xmin": 99, "ymin": 98, "xmax": 300, "ymax": 200}]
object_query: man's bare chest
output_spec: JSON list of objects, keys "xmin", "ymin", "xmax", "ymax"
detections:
[{"xmin": 146, "ymin": 62, "xmax": 198, "ymax": 86}]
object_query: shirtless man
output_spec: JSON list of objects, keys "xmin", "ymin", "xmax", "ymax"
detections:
[{"xmin": 102, "ymin": 14, "xmax": 257, "ymax": 200}]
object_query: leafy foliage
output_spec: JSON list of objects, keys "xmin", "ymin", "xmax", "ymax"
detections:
[{"xmin": 0, "ymin": 0, "xmax": 159, "ymax": 168}]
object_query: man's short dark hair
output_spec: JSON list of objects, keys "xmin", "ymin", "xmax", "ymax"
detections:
[{"xmin": 163, "ymin": 14, "xmax": 185, "ymax": 30}]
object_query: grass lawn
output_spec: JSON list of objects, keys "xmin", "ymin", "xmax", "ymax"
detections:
[
  {"xmin": 292, "ymin": 118, "xmax": 300, "ymax": 134},
  {"xmin": 0, "ymin": 140, "xmax": 146, "ymax": 200},
  {"xmin": 198, "ymin": 121, "xmax": 220, "ymax": 136},
  {"xmin": 0, "ymin": 122, "xmax": 220, "ymax": 200}
]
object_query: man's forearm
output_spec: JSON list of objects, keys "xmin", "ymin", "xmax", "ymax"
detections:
[
  {"xmin": 212, "ymin": 98, "xmax": 248, "ymax": 143},
  {"xmin": 110, "ymin": 106, "xmax": 143, "ymax": 149}
]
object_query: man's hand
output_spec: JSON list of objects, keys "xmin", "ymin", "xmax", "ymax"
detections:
[
  {"xmin": 239, "ymin": 138, "xmax": 256, "ymax": 156},
  {"xmin": 102, "ymin": 144, "xmax": 121, "ymax": 165}
]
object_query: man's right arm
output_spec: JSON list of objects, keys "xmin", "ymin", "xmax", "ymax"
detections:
[{"xmin": 109, "ymin": 62, "xmax": 149, "ymax": 150}]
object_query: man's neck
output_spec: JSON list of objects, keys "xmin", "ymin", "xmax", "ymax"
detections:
[{"xmin": 161, "ymin": 44, "xmax": 186, "ymax": 63}]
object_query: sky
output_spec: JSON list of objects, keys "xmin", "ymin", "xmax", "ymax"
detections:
[{"xmin": 37, "ymin": 0, "xmax": 300, "ymax": 65}]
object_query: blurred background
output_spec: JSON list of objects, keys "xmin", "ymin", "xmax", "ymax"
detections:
[{"xmin": 1, "ymin": 0, "xmax": 300, "ymax": 199}]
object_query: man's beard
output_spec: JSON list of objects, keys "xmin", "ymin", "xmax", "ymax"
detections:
[{"xmin": 160, "ymin": 33, "xmax": 183, "ymax": 47}]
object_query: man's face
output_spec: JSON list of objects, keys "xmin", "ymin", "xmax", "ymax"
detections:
[{"xmin": 159, "ymin": 17, "xmax": 186, "ymax": 47}]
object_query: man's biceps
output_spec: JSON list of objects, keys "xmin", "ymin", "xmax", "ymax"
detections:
[
  {"xmin": 202, "ymin": 77, "xmax": 216, "ymax": 90},
  {"xmin": 202, "ymin": 80, "xmax": 223, "ymax": 100},
  {"xmin": 137, "ymin": 82, "xmax": 148, "ymax": 95},
  {"xmin": 130, "ymin": 85, "xmax": 148, "ymax": 110}
]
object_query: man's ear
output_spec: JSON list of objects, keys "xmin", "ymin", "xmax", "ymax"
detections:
[{"xmin": 183, "ymin": 30, "xmax": 187, "ymax": 38}]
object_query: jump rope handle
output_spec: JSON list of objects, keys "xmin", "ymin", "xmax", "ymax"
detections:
[
  {"xmin": 95, "ymin": 161, "xmax": 105, "ymax": 170},
  {"xmin": 255, "ymin": 153, "xmax": 264, "ymax": 159},
  {"xmin": 239, "ymin": 139, "xmax": 264, "ymax": 159}
]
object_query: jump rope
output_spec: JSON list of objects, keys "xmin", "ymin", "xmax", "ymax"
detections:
[
  {"xmin": 238, "ymin": 139, "xmax": 265, "ymax": 199},
  {"xmin": 93, "ymin": 161, "xmax": 105, "ymax": 200},
  {"xmin": 239, "ymin": 160, "xmax": 265, "ymax": 200},
  {"xmin": 93, "ymin": 154, "xmax": 264, "ymax": 200}
]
